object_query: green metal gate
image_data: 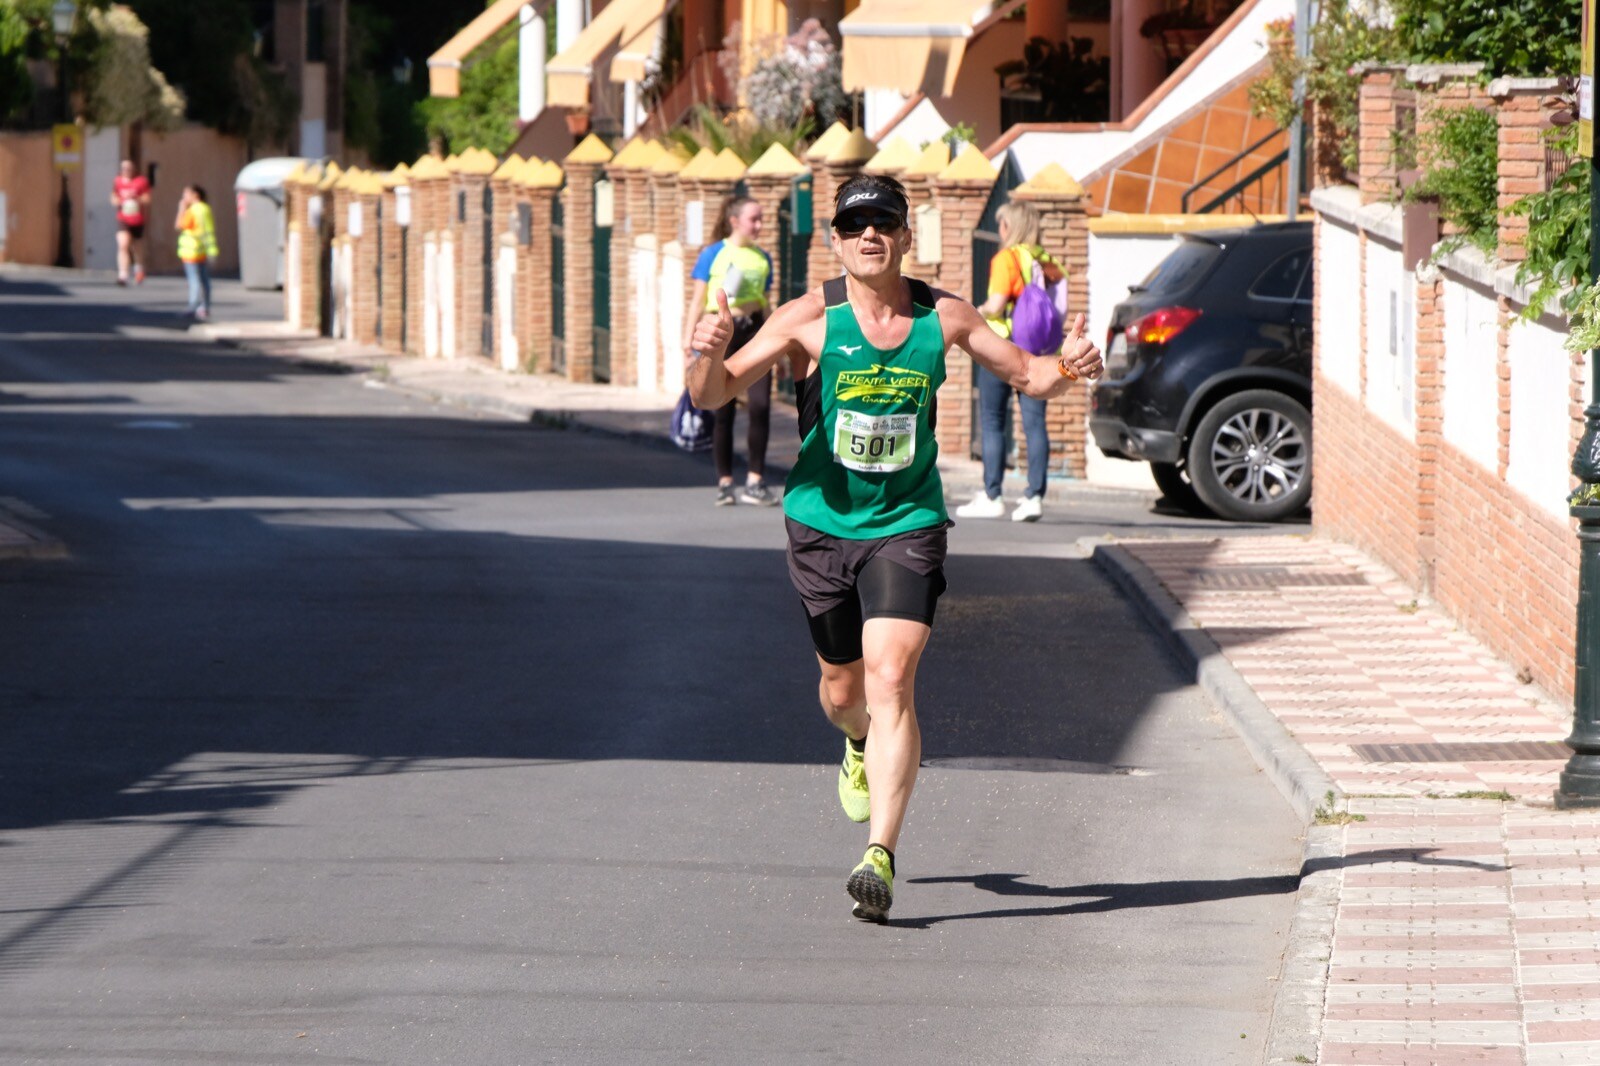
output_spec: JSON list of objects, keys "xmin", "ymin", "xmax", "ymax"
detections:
[
  {"xmin": 592, "ymin": 178, "xmax": 612, "ymax": 383},
  {"xmin": 970, "ymin": 152, "xmax": 1025, "ymax": 461},
  {"xmin": 551, "ymin": 187, "xmax": 566, "ymax": 375}
]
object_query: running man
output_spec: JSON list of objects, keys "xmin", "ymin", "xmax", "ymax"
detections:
[
  {"xmin": 687, "ymin": 173, "xmax": 1102, "ymax": 922},
  {"xmin": 111, "ymin": 160, "xmax": 151, "ymax": 286}
]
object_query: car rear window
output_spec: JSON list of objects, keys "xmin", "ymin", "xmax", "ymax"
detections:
[{"xmin": 1134, "ymin": 240, "xmax": 1221, "ymax": 295}]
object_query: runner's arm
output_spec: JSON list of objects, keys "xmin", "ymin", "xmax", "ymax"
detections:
[
  {"xmin": 687, "ymin": 289, "xmax": 814, "ymax": 409},
  {"xmin": 681, "ymin": 279, "xmax": 709, "ymax": 353},
  {"xmin": 939, "ymin": 294, "xmax": 1102, "ymax": 399}
]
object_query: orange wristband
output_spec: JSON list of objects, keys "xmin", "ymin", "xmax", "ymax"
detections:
[{"xmin": 1057, "ymin": 355, "xmax": 1078, "ymax": 381}]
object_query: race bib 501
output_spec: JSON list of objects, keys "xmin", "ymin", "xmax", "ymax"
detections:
[{"xmin": 834, "ymin": 410, "xmax": 915, "ymax": 473}]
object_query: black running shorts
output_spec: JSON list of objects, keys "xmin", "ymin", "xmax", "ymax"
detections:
[
  {"xmin": 118, "ymin": 221, "xmax": 145, "ymax": 240},
  {"xmin": 785, "ymin": 516, "xmax": 949, "ymax": 664}
]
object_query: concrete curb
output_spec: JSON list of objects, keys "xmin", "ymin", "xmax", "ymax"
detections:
[{"xmin": 1088, "ymin": 541, "xmax": 1338, "ymax": 1066}]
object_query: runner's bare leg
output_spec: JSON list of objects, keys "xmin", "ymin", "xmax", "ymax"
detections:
[
  {"xmin": 860, "ymin": 617, "xmax": 930, "ymax": 852},
  {"xmin": 817, "ymin": 659, "xmax": 869, "ymax": 741},
  {"xmin": 116, "ymin": 229, "xmax": 131, "ymax": 281}
]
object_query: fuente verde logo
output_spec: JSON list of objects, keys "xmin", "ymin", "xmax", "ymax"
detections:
[{"xmin": 836, "ymin": 364, "xmax": 930, "ymax": 407}]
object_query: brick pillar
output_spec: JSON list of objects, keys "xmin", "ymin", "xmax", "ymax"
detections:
[
  {"xmin": 618, "ymin": 143, "xmax": 664, "ymax": 389},
  {"xmin": 452, "ymin": 147, "xmax": 499, "ymax": 361},
  {"xmin": 522, "ymin": 161, "xmax": 563, "ymax": 373},
  {"xmin": 283, "ymin": 166, "xmax": 312, "ymax": 327},
  {"xmin": 1491, "ymin": 77, "xmax": 1563, "ymax": 265},
  {"xmin": 1310, "ymin": 99, "xmax": 1348, "ymax": 187},
  {"xmin": 563, "ymin": 134, "xmax": 615, "ymax": 383},
  {"xmin": 349, "ymin": 179, "xmax": 382, "ymax": 346},
  {"xmin": 330, "ymin": 169, "xmax": 356, "ymax": 340},
  {"xmin": 1013, "ymin": 163, "xmax": 1091, "ymax": 480},
  {"xmin": 929, "ymin": 146, "xmax": 999, "ymax": 463},
  {"xmin": 607, "ymin": 139, "xmax": 663, "ymax": 389},
  {"xmin": 803, "ymin": 122, "xmax": 853, "ymax": 289},
  {"xmin": 902, "ymin": 142, "xmax": 949, "ymax": 282},
  {"xmin": 745, "ymin": 143, "xmax": 810, "ymax": 306},
  {"xmin": 406, "ymin": 154, "xmax": 450, "ymax": 355},
  {"xmin": 814, "ymin": 131, "xmax": 878, "ymax": 283},
  {"xmin": 1357, "ymin": 66, "xmax": 1407, "ymax": 204},
  {"xmin": 489, "ymin": 151, "xmax": 528, "ymax": 369},
  {"xmin": 649, "ymin": 147, "xmax": 691, "ymax": 386},
  {"xmin": 379, "ymin": 164, "xmax": 409, "ymax": 352},
  {"xmin": 1414, "ymin": 270, "xmax": 1445, "ymax": 591}
]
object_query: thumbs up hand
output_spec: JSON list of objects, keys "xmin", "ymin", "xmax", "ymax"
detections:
[
  {"xmin": 1056, "ymin": 313, "xmax": 1103, "ymax": 382},
  {"xmin": 690, "ymin": 288, "xmax": 736, "ymax": 360}
]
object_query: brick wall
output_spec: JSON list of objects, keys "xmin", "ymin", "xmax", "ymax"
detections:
[{"xmin": 1313, "ymin": 69, "xmax": 1588, "ymax": 701}]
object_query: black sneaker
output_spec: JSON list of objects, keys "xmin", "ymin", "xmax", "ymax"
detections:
[
  {"xmin": 715, "ymin": 484, "xmax": 738, "ymax": 507},
  {"xmin": 739, "ymin": 481, "xmax": 778, "ymax": 506}
]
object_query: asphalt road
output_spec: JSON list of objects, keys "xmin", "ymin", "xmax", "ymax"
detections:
[{"xmin": 0, "ymin": 273, "xmax": 1303, "ymax": 1065}]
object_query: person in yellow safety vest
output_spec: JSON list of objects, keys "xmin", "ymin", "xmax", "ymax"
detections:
[{"xmin": 176, "ymin": 184, "xmax": 220, "ymax": 321}]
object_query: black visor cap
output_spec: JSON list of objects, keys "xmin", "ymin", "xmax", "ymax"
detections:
[{"xmin": 831, "ymin": 187, "xmax": 908, "ymax": 230}]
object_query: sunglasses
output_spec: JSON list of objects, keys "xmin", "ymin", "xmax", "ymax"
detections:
[{"xmin": 835, "ymin": 212, "xmax": 905, "ymax": 236}]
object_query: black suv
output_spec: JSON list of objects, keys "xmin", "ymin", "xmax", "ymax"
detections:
[{"xmin": 1090, "ymin": 221, "xmax": 1313, "ymax": 522}]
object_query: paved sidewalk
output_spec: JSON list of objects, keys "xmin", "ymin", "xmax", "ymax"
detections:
[{"xmin": 1104, "ymin": 536, "xmax": 1600, "ymax": 1066}]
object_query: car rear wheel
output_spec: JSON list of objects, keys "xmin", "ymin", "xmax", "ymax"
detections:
[
  {"xmin": 1149, "ymin": 460, "xmax": 1204, "ymax": 514},
  {"xmin": 1186, "ymin": 390, "xmax": 1312, "ymax": 522}
]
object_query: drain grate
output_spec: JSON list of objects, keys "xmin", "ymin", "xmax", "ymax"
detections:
[
  {"xmin": 1182, "ymin": 566, "xmax": 1369, "ymax": 589},
  {"xmin": 1352, "ymin": 741, "xmax": 1571, "ymax": 763}
]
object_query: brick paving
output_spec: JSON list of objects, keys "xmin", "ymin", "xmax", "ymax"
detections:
[{"xmin": 1121, "ymin": 535, "xmax": 1600, "ymax": 1066}]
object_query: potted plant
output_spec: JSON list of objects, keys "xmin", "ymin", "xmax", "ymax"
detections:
[{"xmin": 993, "ymin": 36, "xmax": 1111, "ymax": 125}]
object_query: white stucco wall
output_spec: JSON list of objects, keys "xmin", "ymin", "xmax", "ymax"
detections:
[
  {"xmin": 1362, "ymin": 238, "xmax": 1413, "ymax": 438},
  {"xmin": 1440, "ymin": 274, "xmax": 1500, "ymax": 477},
  {"xmin": 1506, "ymin": 315, "xmax": 1574, "ymax": 519},
  {"xmin": 634, "ymin": 236, "xmax": 659, "ymax": 394},
  {"xmin": 1317, "ymin": 220, "xmax": 1361, "ymax": 399}
]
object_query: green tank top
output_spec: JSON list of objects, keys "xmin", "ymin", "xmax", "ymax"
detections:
[{"xmin": 783, "ymin": 276, "xmax": 949, "ymax": 539}]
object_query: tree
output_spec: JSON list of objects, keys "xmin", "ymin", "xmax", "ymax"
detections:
[{"xmin": 417, "ymin": 25, "xmax": 517, "ymax": 155}]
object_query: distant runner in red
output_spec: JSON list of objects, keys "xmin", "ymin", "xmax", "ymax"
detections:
[{"xmin": 111, "ymin": 160, "xmax": 150, "ymax": 286}]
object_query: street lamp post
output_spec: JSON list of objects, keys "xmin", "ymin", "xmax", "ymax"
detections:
[
  {"xmin": 51, "ymin": 0, "xmax": 76, "ymax": 270},
  {"xmin": 1558, "ymin": 10, "xmax": 1600, "ymax": 808}
]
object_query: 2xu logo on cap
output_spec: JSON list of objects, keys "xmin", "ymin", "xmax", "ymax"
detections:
[{"xmin": 843, "ymin": 191, "xmax": 880, "ymax": 208}]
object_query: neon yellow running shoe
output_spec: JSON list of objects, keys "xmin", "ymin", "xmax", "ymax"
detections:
[
  {"xmin": 838, "ymin": 738, "xmax": 870, "ymax": 823},
  {"xmin": 847, "ymin": 844, "xmax": 894, "ymax": 923}
]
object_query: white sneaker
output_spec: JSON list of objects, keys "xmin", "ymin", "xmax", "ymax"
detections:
[
  {"xmin": 1012, "ymin": 495, "xmax": 1043, "ymax": 523},
  {"xmin": 955, "ymin": 491, "xmax": 1005, "ymax": 519}
]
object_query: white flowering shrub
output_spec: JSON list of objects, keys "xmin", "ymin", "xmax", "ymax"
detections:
[{"xmin": 741, "ymin": 19, "xmax": 849, "ymax": 131}]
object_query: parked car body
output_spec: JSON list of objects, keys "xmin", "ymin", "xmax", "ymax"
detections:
[{"xmin": 1089, "ymin": 221, "xmax": 1314, "ymax": 522}]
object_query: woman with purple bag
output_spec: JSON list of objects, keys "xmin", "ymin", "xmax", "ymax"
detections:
[{"xmin": 955, "ymin": 200, "xmax": 1066, "ymax": 523}]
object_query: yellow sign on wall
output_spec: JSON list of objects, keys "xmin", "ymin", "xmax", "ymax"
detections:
[
  {"xmin": 51, "ymin": 124, "xmax": 81, "ymax": 171},
  {"xmin": 1582, "ymin": 0, "xmax": 1595, "ymax": 157}
]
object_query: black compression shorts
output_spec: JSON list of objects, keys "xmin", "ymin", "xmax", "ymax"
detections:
[{"xmin": 785, "ymin": 517, "xmax": 949, "ymax": 664}]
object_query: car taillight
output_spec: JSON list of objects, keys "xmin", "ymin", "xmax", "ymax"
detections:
[{"xmin": 1127, "ymin": 306, "xmax": 1201, "ymax": 345}]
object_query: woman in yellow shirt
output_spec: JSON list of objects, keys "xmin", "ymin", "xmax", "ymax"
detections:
[
  {"xmin": 175, "ymin": 184, "xmax": 219, "ymax": 321},
  {"xmin": 683, "ymin": 196, "xmax": 776, "ymax": 506}
]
